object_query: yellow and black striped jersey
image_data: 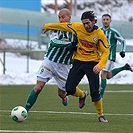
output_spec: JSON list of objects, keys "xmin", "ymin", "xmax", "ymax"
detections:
[{"xmin": 44, "ymin": 22, "xmax": 109, "ymax": 70}]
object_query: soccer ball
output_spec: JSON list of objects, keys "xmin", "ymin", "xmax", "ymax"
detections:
[{"xmin": 11, "ymin": 106, "xmax": 28, "ymax": 122}]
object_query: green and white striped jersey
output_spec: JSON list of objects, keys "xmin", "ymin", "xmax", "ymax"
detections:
[
  {"xmin": 45, "ymin": 30, "xmax": 77, "ymax": 64},
  {"xmin": 101, "ymin": 27, "xmax": 126, "ymax": 61}
]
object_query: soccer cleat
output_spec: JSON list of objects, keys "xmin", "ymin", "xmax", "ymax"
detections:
[
  {"xmin": 62, "ymin": 96, "xmax": 69, "ymax": 106},
  {"xmin": 79, "ymin": 91, "xmax": 88, "ymax": 109},
  {"xmin": 124, "ymin": 63, "xmax": 133, "ymax": 72},
  {"xmin": 98, "ymin": 116, "xmax": 108, "ymax": 123}
]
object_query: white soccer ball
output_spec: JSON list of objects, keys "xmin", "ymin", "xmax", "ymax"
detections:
[{"xmin": 11, "ymin": 106, "xmax": 28, "ymax": 122}]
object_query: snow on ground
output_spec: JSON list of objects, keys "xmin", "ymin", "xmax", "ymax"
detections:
[{"xmin": 0, "ymin": 48, "xmax": 133, "ymax": 85}]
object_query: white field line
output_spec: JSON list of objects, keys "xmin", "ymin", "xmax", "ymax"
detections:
[
  {"xmin": 0, "ymin": 130, "xmax": 107, "ymax": 133},
  {"xmin": 105, "ymin": 90, "xmax": 133, "ymax": 93},
  {"xmin": 0, "ymin": 110, "xmax": 133, "ymax": 116}
]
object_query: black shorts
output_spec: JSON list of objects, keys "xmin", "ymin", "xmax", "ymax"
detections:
[{"xmin": 66, "ymin": 60, "xmax": 100, "ymax": 102}]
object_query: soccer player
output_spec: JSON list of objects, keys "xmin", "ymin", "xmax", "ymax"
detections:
[
  {"xmin": 24, "ymin": 8, "xmax": 87, "ymax": 112},
  {"xmin": 43, "ymin": 11, "xmax": 109, "ymax": 122},
  {"xmin": 100, "ymin": 14, "xmax": 133, "ymax": 98}
]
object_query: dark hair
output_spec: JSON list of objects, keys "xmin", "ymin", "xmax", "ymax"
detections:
[
  {"xmin": 81, "ymin": 11, "xmax": 97, "ymax": 23},
  {"xmin": 102, "ymin": 14, "xmax": 111, "ymax": 19}
]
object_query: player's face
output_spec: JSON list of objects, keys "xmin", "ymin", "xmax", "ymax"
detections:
[
  {"xmin": 82, "ymin": 19, "xmax": 95, "ymax": 32},
  {"xmin": 102, "ymin": 16, "xmax": 111, "ymax": 28},
  {"xmin": 58, "ymin": 11, "xmax": 71, "ymax": 23}
]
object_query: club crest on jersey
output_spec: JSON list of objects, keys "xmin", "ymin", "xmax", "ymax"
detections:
[{"xmin": 93, "ymin": 37, "xmax": 98, "ymax": 42}]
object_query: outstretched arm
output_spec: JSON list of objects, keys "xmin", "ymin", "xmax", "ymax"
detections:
[
  {"xmin": 43, "ymin": 23, "xmax": 72, "ymax": 33},
  {"xmin": 43, "ymin": 22, "xmax": 80, "ymax": 36}
]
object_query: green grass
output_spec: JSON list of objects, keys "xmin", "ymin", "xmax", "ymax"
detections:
[{"xmin": 0, "ymin": 84, "xmax": 133, "ymax": 133}]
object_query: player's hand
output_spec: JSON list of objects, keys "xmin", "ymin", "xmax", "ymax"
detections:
[
  {"xmin": 93, "ymin": 65, "xmax": 101, "ymax": 74},
  {"xmin": 120, "ymin": 51, "xmax": 125, "ymax": 58},
  {"xmin": 42, "ymin": 24, "xmax": 47, "ymax": 34},
  {"xmin": 71, "ymin": 36, "xmax": 78, "ymax": 51},
  {"xmin": 67, "ymin": 37, "xmax": 78, "ymax": 51},
  {"xmin": 42, "ymin": 28, "xmax": 47, "ymax": 34},
  {"xmin": 66, "ymin": 45, "xmax": 77, "ymax": 51}
]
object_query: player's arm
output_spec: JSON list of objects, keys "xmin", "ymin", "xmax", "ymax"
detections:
[
  {"xmin": 49, "ymin": 30, "xmax": 72, "ymax": 48},
  {"xmin": 43, "ymin": 22, "xmax": 80, "ymax": 35},
  {"xmin": 50, "ymin": 38, "xmax": 72, "ymax": 48},
  {"xmin": 96, "ymin": 31, "xmax": 109, "ymax": 70},
  {"xmin": 49, "ymin": 30, "xmax": 77, "ymax": 51},
  {"xmin": 43, "ymin": 23, "xmax": 72, "ymax": 33},
  {"xmin": 114, "ymin": 31, "xmax": 126, "ymax": 58}
]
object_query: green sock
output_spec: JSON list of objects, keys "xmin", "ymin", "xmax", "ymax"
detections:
[
  {"xmin": 100, "ymin": 79, "xmax": 106, "ymax": 98},
  {"xmin": 112, "ymin": 66, "xmax": 125, "ymax": 77},
  {"xmin": 24, "ymin": 89, "xmax": 38, "ymax": 112}
]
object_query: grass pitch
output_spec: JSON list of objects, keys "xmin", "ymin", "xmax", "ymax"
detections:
[{"xmin": 0, "ymin": 84, "xmax": 133, "ymax": 133}]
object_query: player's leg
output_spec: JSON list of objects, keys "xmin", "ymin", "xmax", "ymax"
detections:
[
  {"xmin": 24, "ymin": 57, "xmax": 53, "ymax": 111},
  {"xmin": 54, "ymin": 62, "xmax": 85, "ymax": 106},
  {"xmin": 94, "ymin": 99, "xmax": 108, "ymax": 122},
  {"xmin": 100, "ymin": 60, "xmax": 114, "ymax": 98},
  {"xmin": 58, "ymin": 88, "xmax": 69, "ymax": 106},
  {"xmin": 86, "ymin": 62, "xmax": 108, "ymax": 122},
  {"xmin": 25, "ymin": 81, "xmax": 45, "ymax": 112},
  {"xmin": 111, "ymin": 63, "xmax": 133, "ymax": 77},
  {"xmin": 66, "ymin": 60, "xmax": 85, "ymax": 95},
  {"xmin": 72, "ymin": 87, "xmax": 87, "ymax": 98},
  {"xmin": 65, "ymin": 60, "xmax": 88, "ymax": 108},
  {"xmin": 100, "ymin": 70, "xmax": 107, "ymax": 98},
  {"xmin": 53, "ymin": 63, "xmax": 70, "ymax": 106}
]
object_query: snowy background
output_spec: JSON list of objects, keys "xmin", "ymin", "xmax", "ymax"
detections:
[
  {"xmin": 0, "ymin": 40, "xmax": 133, "ymax": 85},
  {"xmin": 0, "ymin": 0, "xmax": 133, "ymax": 85}
]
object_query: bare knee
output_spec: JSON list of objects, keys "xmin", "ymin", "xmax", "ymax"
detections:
[
  {"xmin": 101, "ymin": 70, "xmax": 112, "ymax": 79},
  {"xmin": 101, "ymin": 70, "xmax": 107, "ymax": 79},
  {"xmin": 106, "ymin": 72, "xmax": 113, "ymax": 79},
  {"xmin": 34, "ymin": 81, "xmax": 46, "ymax": 93}
]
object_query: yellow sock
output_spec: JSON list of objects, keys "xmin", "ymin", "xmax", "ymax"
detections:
[
  {"xmin": 72, "ymin": 87, "xmax": 85, "ymax": 98},
  {"xmin": 94, "ymin": 98, "xmax": 103, "ymax": 117}
]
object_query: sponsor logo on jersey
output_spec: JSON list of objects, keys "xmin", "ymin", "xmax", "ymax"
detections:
[{"xmin": 80, "ymin": 39, "xmax": 94, "ymax": 48}]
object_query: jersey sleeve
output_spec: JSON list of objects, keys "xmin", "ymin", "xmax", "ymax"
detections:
[
  {"xmin": 44, "ymin": 22, "xmax": 80, "ymax": 35},
  {"xmin": 114, "ymin": 31, "xmax": 126, "ymax": 52},
  {"xmin": 49, "ymin": 30, "xmax": 72, "ymax": 48}
]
